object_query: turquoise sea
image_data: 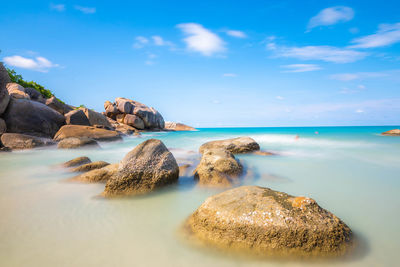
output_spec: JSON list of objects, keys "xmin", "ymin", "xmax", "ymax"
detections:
[{"xmin": 1, "ymin": 126, "xmax": 399, "ymax": 266}]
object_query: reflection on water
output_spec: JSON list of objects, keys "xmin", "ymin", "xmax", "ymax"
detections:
[{"xmin": 0, "ymin": 126, "xmax": 399, "ymax": 266}]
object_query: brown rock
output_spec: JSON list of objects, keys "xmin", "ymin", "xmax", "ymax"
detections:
[
  {"xmin": 80, "ymin": 108, "xmax": 112, "ymax": 128},
  {"xmin": 199, "ymin": 137, "xmax": 260, "ymax": 154},
  {"xmin": 106, "ymin": 117, "xmax": 136, "ymax": 135},
  {"xmin": 57, "ymin": 137, "xmax": 99, "ymax": 149},
  {"xmin": 124, "ymin": 114, "xmax": 145, "ymax": 129},
  {"xmin": 64, "ymin": 109, "xmax": 91, "ymax": 126},
  {"xmin": 62, "ymin": 156, "xmax": 91, "ymax": 168},
  {"xmin": 165, "ymin": 122, "xmax": 197, "ymax": 131},
  {"xmin": 194, "ymin": 149, "xmax": 243, "ymax": 187},
  {"xmin": 6, "ymin": 83, "xmax": 30, "ymax": 99},
  {"xmin": 253, "ymin": 150, "xmax": 275, "ymax": 156},
  {"xmin": 46, "ymin": 96, "xmax": 73, "ymax": 115},
  {"xmin": 103, "ymin": 139, "xmax": 179, "ymax": 197},
  {"xmin": 0, "ymin": 63, "xmax": 11, "ymax": 115},
  {"xmin": 24, "ymin": 87, "xmax": 46, "ymax": 103},
  {"xmin": 0, "ymin": 133, "xmax": 54, "ymax": 150},
  {"xmin": 104, "ymin": 101, "xmax": 119, "ymax": 119},
  {"xmin": 69, "ymin": 163, "xmax": 119, "ymax": 183},
  {"xmin": 53, "ymin": 125, "xmax": 122, "ymax": 142},
  {"xmin": 382, "ymin": 129, "xmax": 400, "ymax": 136},
  {"xmin": 0, "ymin": 118, "xmax": 6, "ymax": 135},
  {"xmin": 184, "ymin": 186, "xmax": 353, "ymax": 258},
  {"xmin": 70, "ymin": 161, "xmax": 110, "ymax": 173}
]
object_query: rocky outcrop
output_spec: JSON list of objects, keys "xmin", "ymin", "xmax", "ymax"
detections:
[
  {"xmin": 382, "ymin": 129, "xmax": 400, "ymax": 136},
  {"xmin": 103, "ymin": 97, "xmax": 165, "ymax": 130},
  {"xmin": 69, "ymin": 163, "xmax": 119, "ymax": 183},
  {"xmin": 194, "ymin": 149, "xmax": 243, "ymax": 187},
  {"xmin": 57, "ymin": 137, "xmax": 99, "ymax": 149},
  {"xmin": 0, "ymin": 118, "xmax": 6, "ymax": 135},
  {"xmin": 184, "ymin": 186, "xmax": 353, "ymax": 258},
  {"xmin": 62, "ymin": 156, "xmax": 92, "ymax": 168},
  {"xmin": 45, "ymin": 96, "xmax": 73, "ymax": 115},
  {"xmin": 70, "ymin": 161, "xmax": 110, "ymax": 173},
  {"xmin": 106, "ymin": 117, "xmax": 137, "ymax": 135},
  {"xmin": 24, "ymin": 87, "xmax": 46, "ymax": 103},
  {"xmin": 199, "ymin": 137, "xmax": 260, "ymax": 154},
  {"xmin": 53, "ymin": 125, "xmax": 121, "ymax": 142},
  {"xmin": 3, "ymin": 98, "xmax": 65, "ymax": 138},
  {"xmin": 6, "ymin": 83, "xmax": 30, "ymax": 99},
  {"xmin": 103, "ymin": 139, "xmax": 179, "ymax": 197},
  {"xmin": 165, "ymin": 122, "xmax": 197, "ymax": 131},
  {"xmin": 64, "ymin": 109, "xmax": 91, "ymax": 126},
  {"xmin": 0, "ymin": 133, "xmax": 54, "ymax": 150},
  {"xmin": 80, "ymin": 108, "xmax": 112, "ymax": 129},
  {"xmin": 0, "ymin": 63, "xmax": 11, "ymax": 115}
]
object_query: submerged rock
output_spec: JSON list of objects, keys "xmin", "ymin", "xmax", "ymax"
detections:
[
  {"xmin": 103, "ymin": 139, "xmax": 179, "ymax": 197},
  {"xmin": 184, "ymin": 186, "xmax": 353, "ymax": 258},
  {"xmin": 53, "ymin": 125, "xmax": 121, "ymax": 142},
  {"xmin": 199, "ymin": 137, "xmax": 260, "ymax": 154},
  {"xmin": 62, "ymin": 156, "xmax": 92, "ymax": 168},
  {"xmin": 0, "ymin": 133, "xmax": 54, "ymax": 150},
  {"xmin": 69, "ymin": 163, "xmax": 119, "ymax": 183},
  {"xmin": 194, "ymin": 149, "xmax": 243, "ymax": 187},
  {"xmin": 57, "ymin": 137, "xmax": 99, "ymax": 149},
  {"xmin": 382, "ymin": 129, "xmax": 400, "ymax": 136},
  {"xmin": 165, "ymin": 122, "xmax": 197, "ymax": 131},
  {"xmin": 70, "ymin": 161, "xmax": 110, "ymax": 173}
]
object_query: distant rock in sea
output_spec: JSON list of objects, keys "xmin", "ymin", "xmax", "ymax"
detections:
[
  {"xmin": 199, "ymin": 137, "xmax": 260, "ymax": 154},
  {"xmin": 382, "ymin": 129, "xmax": 400, "ymax": 136},
  {"xmin": 165, "ymin": 122, "xmax": 197, "ymax": 131}
]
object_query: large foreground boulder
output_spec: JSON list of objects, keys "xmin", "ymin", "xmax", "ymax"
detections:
[
  {"xmin": 382, "ymin": 129, "xmax": 400, "ymax": 136},
  {"xmin": 69, "ymin": 163, "xmax": 119, "ymax": 183},
  {"xmin": 0, "ymin": 63, "xmax": 10, "ymax": 115},
  {"xmin": 194, "ymin": 149, "xmax": 243, "ymax": 187},
  {"xmin": 184, "ymin": 186, "xmax": 353, "ymax": 258},
  {"xmin": 53, "ymin": 125, "xmax": 121, "ymax": 142},
  {"xmin": 165, "ymin": 122, "xmax": 197, "ymax": 131},
  {"xmin": 103, "ymin": 139, "xmax": 179, "ymax": 197},
  {"xmin": 3, "ymin": 98, "xmax": 65, "ymax": 138},
  {"xmin": 57, "ymin": 137, "xmax": 99, "ymax": 149},
  {"xmin": 64, "ymin": 109, "xmax": 91, "ymax": 126},
  {"xmin": 45, "ymin": 96, "xmax": 73, "ymax": 115},
  {"xmin": 199, "ymin": 137, "xmax": 260, "ymax": 154},
  {"xmin": 1, "ymin": 133, "xmax": 54, "ymax": 150}
]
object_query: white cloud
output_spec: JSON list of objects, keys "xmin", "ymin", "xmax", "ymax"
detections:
[
  {"xmin": 222, "ymin": 73, "xmax": 237, "ymax": 77},
  {"xmin": 74, "ymin": 5, "xmax": 96, "ymax": 14},
  {"xmin": 177, "ymin": 23, "xmax": 225, "ymax": 56},
  {"xmin": 151, "ymin": 35, "xmax": 174, "ymax": 48},
  {"xmin": 133, "ymin": 36, "xmax": 149, "ymax": 49},
  {"xmin": 308, "ymin": 6, "xmax": 354, "ymax": 30},
  {"xmin": 281, "ymin": 64, "xmax": 321, "ymax": 72},
  {"xmin": 50, "ymin": 3, "xmax": 65, "ymax": 11},
  {"xmin": 3, "ymin": 55, "xmax": 58, "ymax": 72},
  {"xmin": 355, "ymin": 109, "xmax": 364, "ymax": 113},
  {"xmin": 349, "ymin": 23, "xmax": 400, "ymax": 48},
  {"xmin": 330, "ymin": 72, "xmax": 389, "ymax": 81},
  {"xmin": 276, "ymin": 96, "xmax": 285, "ymax": 100},
  {"xmin": 226, "ymin": 30, "xmax": 247, "ymax": 38}
]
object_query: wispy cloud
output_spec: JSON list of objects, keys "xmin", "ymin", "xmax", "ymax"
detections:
[
  {"xmin": 276, "ymin": 96, "xmax": 285, "ymax": 100},
  {"xmin": 307, "ymin": 6, "xmax": 354, "ymax": 31},
  {"xmin": 177, "ymin": 23, "xmax": 225, "ymax": 56},
  {"xmin": 349, "ymin": 23, "xmax": 400, "ymax": 48},
  {"xmin": 74, "ymin": 5, "xmax": 96, "ymax": 14},
  {"xmin": 330, "ymin": 71, "xmax": 390, "ymax": 81},
  {"xmin": 222, "ymin": 73, "xmax": 237, "ymax": 77},
  {"xmin": 133, "ymin": 36, "xmax": 149, "ymax": 49},
  {"xmin": 50, "ymin": 3, "xmax": 65, "ymax": 12},
  {"xmin": 225, "ymin": 30, "xmax": 247, "ymax": 38},
  {"xmin": 3, "ymin": 55, "xmax": 59, "ymax": 72},
  {"xmin": 151, "ymin": 35, "xmax": 174, "ymax": 48},
  {"xmin": 281, "ymin": 64, "xmax": 321, "ymax": 72}
]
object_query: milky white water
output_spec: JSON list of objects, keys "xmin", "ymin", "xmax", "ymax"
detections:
[{"xmin": 0, "ymin": 126, "xmax": 399, "ymax": 266}]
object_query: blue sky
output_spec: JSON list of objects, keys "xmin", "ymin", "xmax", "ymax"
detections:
[{"xmin": 1, "ymin": 0, "xmax": 400, "ymax": 127}]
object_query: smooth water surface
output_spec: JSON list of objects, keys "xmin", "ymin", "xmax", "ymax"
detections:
[{"xmin": 1, "ymin": 126, "xmax": 399, "ymax": 266}]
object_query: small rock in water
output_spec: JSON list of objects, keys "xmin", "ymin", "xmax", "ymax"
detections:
[
  {"xmin": 70, "ymin": 161, "xmax": 110, "ymax": 173},
  {"xmin": 62, "ymin": 156, "xmax": 92, "ymax": 168},
  {"xmin": 69, "ymin": 163, "xmax": 119, "ymax": 183},
  {"xmin": 57, "ymin": 137, "xmax": 100, "ymax": 149},
  {"xmin": 183, "ymin": 186, "xmax": 354, "ymax": 258},
  {"xmin": 382, "ymin": 129, "xmax": 400, "ymax": 136},
  {"xmin": 199, "ymin": 137, "xmax": 260, "ymax": 154},
  {"xmin": 0, "ymin": 133, "xmax": 54, "ymax": 150}
]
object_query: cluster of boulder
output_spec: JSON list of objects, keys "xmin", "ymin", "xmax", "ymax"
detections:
[{"xmin": 382, "ymin": 129, "xmax": 400, "ymax": 136}]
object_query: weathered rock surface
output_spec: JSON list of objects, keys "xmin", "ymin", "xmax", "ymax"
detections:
[
  {"xmin": 106, "ymin": 117, "xmax": 137, "ymax": 135},
  {"xmin": 70, "ymin": 161, "xmax": 110, "ymax": 173},
  {"xmin": 54, "ymin": 125, "xmax": 121, "ymax": 142},
  {"xmin": 80, "ymin": 108, "xmax": 112, "ymax": 129},
  {"xmin": 0, "ymin": 118, "xmax": 6, "ymax": 135},
  {"xmin": 24, "ymin": 87, "xmax": 46, "ymax": 103},
  {"xmin": 165, "ymin": 122, "xmax": 197, "ymax": 131},
  {"xmin": 104, "ymin": 100, "xmax": 119, "ymax": 119},
  {"xmin": 46, "ymin": 96, "xmax": 73, "ymax": 115},
  {"xmin": 64, "ymin": 109, "xmax": 91, "ymax": 126},
  {"xmin": 123, "ymin": 114, "xmax": 145, "ymax": 130},
  {"xmin": 69, "ymin": 163, "xmax": 119, "ymax": 183},
  {"xmin": 6, "ymin": 83, "xmax": 30, "ymax": 99},
  {"xmin": 57, "ymin": 137, "xmax": 100, "ymax": 149},
  {"xmin": 0, "ymin": 133, "xmax": 54, "ymax": 150},
  {"xmin": 382, "ymin": 129, "xmax": 400, "ymax": 136},
  {"xmin": 62, "ymin": 156, "xmax": 91, "ymax": 168},
  {"xmin": 0, "ymin": 63, "xmax": 11, "ymax": 115},
  {"xmin": 199, "ymin": 137, "xmax": 260, "ymax": 154},
  {"xmin": 3, "ymin": 98, "xmax": 65, "ymax": 138},
  {"xmin": 194, "ymin": 149, "xmax": 243, "ymax": 187},
  {"xmin": 103, "ymin": 139, "xmax": 179, "ymax": 197},
  {"xmin": 184, "ymin": 186, "xmax": 353, "ymax": 258}
]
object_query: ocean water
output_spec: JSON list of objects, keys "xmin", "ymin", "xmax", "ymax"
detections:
[{"xmin": 0, "ymin": 126, "xmax": 399, "ymax": 266}]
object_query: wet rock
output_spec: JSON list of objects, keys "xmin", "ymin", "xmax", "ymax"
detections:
[
  {"xmin": 179, "ymin": 163, "xmax": 192, "ymax": 177},
  {"xmin": 253, "ymin": 150, "xmax": 275, "ymax": 156},
  {"xmin": 184, "ymin": 185, "xmax": 353, "ymax": 258},
  {"xmin": 194, "ymin": 149, "xmax": 243, "ymax": 187},
  {"xmin": 3, "ymin": 98, "xmax": 65, "ymax": 138},
  {"xmin": 199, "ymin": 137, "xmax": 260, "ymax": 154},
  {"xmin": 62, "ymin": 156, "xmax": 91, "ymax": 168},
  {"xmin": 69, "ymin": 163, "xmax": 119, "ymax": 183},
  {"xmin": 0, "ymin": 63, "xmax": 11, "ymax": 115},
  {"xmin": 6, "ymin": 83, "xmax": 30, "ymax": 99},
  {"xmin": 57, "ymin": 137, "xmax": 100, "ymax": 149},
  {"xmin": 53, "ymin": 125, "xmax": 122, "ymax": 142},
  {"xmin": 382, "ymin": 129, "xmax": 400, "ymax": 136},
  {"xmin": 165, "ymin": 122, "xmax": 197, "ymax": 131},
  {"xmin": 45, "ymin": 96, "xmax": 73, "ymax": 115},
  {"xmin": 0, "ymin": 133, "xmax": 54, "ymax": 150},
  {"xmin": 103, "ymin": 139, "xmax": 179, "ymax": 197},
  {"xmin": 64, "ymin": 109, "xmax": 91, "ymax": 126},
  {"xmin": 70, "ymin": 161, "xmax": 110, "ymax": 173}
]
